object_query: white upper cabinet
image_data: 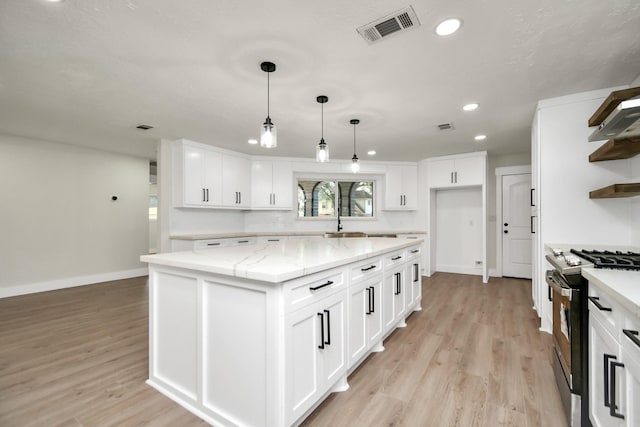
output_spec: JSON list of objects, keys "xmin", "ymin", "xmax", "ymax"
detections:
[
  {"xmin": 173, "ymin": 139, "xmax": 250, "ymax": 209},
  {"xmin": 221, "ymin": 154, "xmax": 251, "ymax": 208},
  {"xmin": 173, "ymin": 140, "xmax": 222, "ymax": 207},
  {"xmin": 428, "ymin": 154, "xmax": 485, "ymax": 188},
  {"xmin": 384, "ymin": 164, "xmax": 418, "ymax": 210},
  {"xmin": 251, "ymin": 160, "xmax": 293, "ymax": 210}
]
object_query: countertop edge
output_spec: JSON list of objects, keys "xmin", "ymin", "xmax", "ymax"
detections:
[
  {"xmin": 582, "ymin": 267, "xmax": 640, "ymax": 319},
  {"xmin": 171, "ymin": 230, "xmax": 427, "ymax": 240},
  {"xmin": 141, "ymin": 238, "xmax": 422, "ymax": 283}
]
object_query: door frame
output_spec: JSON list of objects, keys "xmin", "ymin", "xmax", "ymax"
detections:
[{"xmin": 495, "ymin": 165, "xmax": 531, "ymax": 278}]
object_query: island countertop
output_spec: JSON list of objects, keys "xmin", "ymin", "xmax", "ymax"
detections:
[
  {"xmin": 170, "ymin": 230, "xmax": 426, "ymax": 240},
  {"xmin": 141, "ymin": 237, "xmax": 423, "ymax": 283}
]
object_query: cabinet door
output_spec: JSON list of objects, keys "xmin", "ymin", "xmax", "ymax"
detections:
[
  {"xmin": 384, "ymin": 165, "xmax": 404, "ymax": 209},
  {"xmin": 251, "ymin": 160, "xmax": 273, "ymax": 208},
  {"xmin": 222, "ymin": 154, "xmax": 251, "ymax": 207},
  {"xmin": 271, "ymin": 161, "xmax": 293, "ymax": 209},
  {"xmin": 402, "ymin": 165, "xmax": 418, "ymax": 209},
  {"xmin": 348, "ymin": 282, "xmax": 368, "ymax": 367},
  {"xmin": 320, "ymin": 293, "xmax": 347, "ymax": 387},
  {"xmin": 285, "ymin": 304, "xmax": 322, "ymax": 425},
  {"xmin": 182, "ymin": 144, "xmax": 207, "ymax": 205},
  {"xmin": 622, "ymin": 340, "xmax": 640, "ymax": 427},
  {"xmin": 589, "ymin": 314, "xmax": 625, "ymax": 427},
  {"xmin": 367, "ymin": 279, "xmax": 384, "ymax": 346},
  {"xmin": 406, "ymin": 261, "xmax": 421, "ymax": 309},
  {"xmin": 382, "ymin": 270, "xmax": 397, "ymax": 333},
  {"xmin": 455, "ymin": 156, "xmax": 484, "ymax": 186},
  {"xmin": 393, "ymin": 270, "xmax": 407, "ymax": 322},
  {"xmin": 203, "ymin": 150, "xmax": 222, "ymax": 205},
  {"xmin": 428, "ymin": 159, "xmax": 455, "ymax": 188}
]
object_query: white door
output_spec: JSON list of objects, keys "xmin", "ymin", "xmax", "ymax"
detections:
[{"xmin": 502, "ymin": 173, "xmax": 532, "ymax": 278}]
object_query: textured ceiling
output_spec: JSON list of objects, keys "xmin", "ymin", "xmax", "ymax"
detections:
[{"xmin": 0, "ymin": 0, "xmax": 639, "ymax": 161}]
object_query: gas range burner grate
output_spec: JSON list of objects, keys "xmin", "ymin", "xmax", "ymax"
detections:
[{"xmin": 570, "ymin": 249, "xmax": 640, "ymax": 271}]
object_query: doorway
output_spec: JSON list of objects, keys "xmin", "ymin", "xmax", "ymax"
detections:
[{"xmin": 495, "ymin": 166, "xmax": 532, "ymax": 279}]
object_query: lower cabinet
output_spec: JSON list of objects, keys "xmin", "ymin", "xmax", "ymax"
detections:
[
  {"xmin": 348, "ymin": 276, "xmax": 383, "ymax": 367},
  {"xmin": 588, "ymin": 282, "xmax": 640, "ymax": 427},
  {"xmin": 285, "ymin": 290, "xmax": 346, "ymax": 426}
]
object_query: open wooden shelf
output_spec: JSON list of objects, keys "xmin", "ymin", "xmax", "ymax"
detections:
[
  {"xmin": 589, "ymin": 136, "xmax": 640, "ymax": 162},
  {"xmin": 589, "ymin": 183, "xmax": 640, "ymax": 199},
  {"xmin": 588, "ymin": 87, "xmax": 640, "ymax": 127}
]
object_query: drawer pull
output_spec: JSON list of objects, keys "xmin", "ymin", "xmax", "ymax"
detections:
[
  {"xmin": 392, "ymin": 256, "xmax": 402, "ymax": 261},
  {"xmin": 207, "ymin": 242, "xmax": 221, "ymax": 246},
  {"xmin": 588, "ymin": 296, "xmax": 612, "ymax": 312},
  {"xmin": 361, "ymin": 265, "xmax": 377, "ymax": 272},
  {"xmin": 309, "ymin": 280, "xmax": 334, "ymax": 291},
  {"xmin": 411, "ymin": 249, "xmax": 419, "ymax": 253},
  {"xmin": 623, "ymin": 329, "xmax": 640, "ymax": 349},
  {"xmin": 237, "ymin": 240, "xmax": 249, "ymax": 244}
]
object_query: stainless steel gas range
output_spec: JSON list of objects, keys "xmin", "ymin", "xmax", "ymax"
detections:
[{"xmin": 546, "ymin": 248, "xmax": 640, "ymax": 427}]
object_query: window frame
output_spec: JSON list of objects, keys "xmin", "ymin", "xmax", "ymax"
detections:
[{"xmin": 295, "ymin": 174, "xmax": 379, "ymax": 221}]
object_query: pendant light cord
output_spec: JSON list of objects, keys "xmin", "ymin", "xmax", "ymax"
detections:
[
  {"xmin": 267, "ymin": 72, "xmax": 270, "ymax": 118},
  {"xmin": 321, "ymin": 103, "xmax": 324, "ymax": 139},
  {"xmin": 353, "ymin": 123, "xmax": 356, "ymax": 154}
]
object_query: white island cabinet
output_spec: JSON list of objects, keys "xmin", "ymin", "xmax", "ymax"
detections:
[{"xmin": 141, "ymin": 237, "xmax": 423, "ymax": 427}]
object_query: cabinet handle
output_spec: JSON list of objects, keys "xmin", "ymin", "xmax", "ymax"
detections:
[
  {"xmin": 237, "ymin": 240, "xmax": 249, "ymax": 244},
  {"xmin": 309, "ymin": 280, "xmax": 334, "ymax": 291},
  {"xmin": 454, "ymin": 171, "xmax": 458, "ymax": 183},
  {"xmin": 623, "ymin": 329, "xmax": 640, "ymax": 348},
  {"xmin": 604, "ymin": 353, "xmax": 616, "ymax": 409},
  {"xmin": 324, "ymin": 309, "xmax": 331, "ymax": 346},
  {"xmin": 392, "ymin": 256, "xmax": 402, "ymax": 261},
  {"xmin": 414, "ymin": 263, "xmax": 419, "ymax": 282},
  {"xmin": 450, "ymin": 171, "xmax": 454, "ymax": 184},
  {"xmin": 411, "ymin": 249, "xmax": 419, "ymax": 253},
  {"xmin": 361, "ymin": 265, "xmax": 377, "ymax": 272},
  {"xmin": 395, "ymin": 272, "xmax": 401, "ymax": 295},
  {"xmin": 530, "ymin": 188, "xmax": 535, "ymax": 207},
  {"xmin": 366, "ymin": 287, "xmax": 372, "ymax": 315},
  {"xmin": 588, "ymin": 296, "xmax": 613, "ymax": 312},
  {"xmin": 206, "ymin": 189, "xmax": 209, "ymax": 202},
  {"xmin": 207, "ymin": 242, "xmax": 221, "ymax": 246},
  {"xmin": 370, "ymin": 286, "xmax": 375, "ymax": 314},
  {"xmin": 548, "ymin": 283, "xmax": 552, "ymax": 302},
  {"xmin": 610, "ymin": 360, "xmax": 625, "ymax": 419},
  {"xmin": 317, "ymin": 312, "xmax": 325, "ymax": 349},
  {"xmin": 267, "ymin": 239, "xmax": 279, "ymax": 242},
  {"xmin": 239, "ymin": 192, "xmax": 241, "ymax": 204},
  {"xmin": 202, "ymin": 188, "xmax": 206, "ymax": 202},
  {"xmin": 531, "ymin": 215, "xmax": 536, "ymax": 234}
]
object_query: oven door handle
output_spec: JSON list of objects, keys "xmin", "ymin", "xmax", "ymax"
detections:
[{"xmin": 545, "ymin": 273, "xmax": 573, "ymax": 298}]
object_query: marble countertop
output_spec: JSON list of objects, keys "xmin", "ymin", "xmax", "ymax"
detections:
[
  {"xmin": 171, "ymin": 230, "xmax": 427, "ymax": 240},
  {"xmin": 141, "ymin": 237, "xmax": 423, "ymax": 283},
  {"xmin": 582, "ymin": 268, "xmax": 640, "ymax": 319}
]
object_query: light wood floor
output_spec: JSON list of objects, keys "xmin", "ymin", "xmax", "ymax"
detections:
[{"xmin": 0, "ymin": 273, "xmax": 566, "ymax": 427}]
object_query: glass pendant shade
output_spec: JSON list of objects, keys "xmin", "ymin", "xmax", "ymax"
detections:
[
  {"xmin": 351, "ymin": 154, "xmax": 360, "ymax": 173},
  {"xmin": 260, "ymin": 116, "xmax": 277, "ymax": 148},
  {"xmin": 260, "ymin": 61, "xmax": 277, "ymax": 148},
  {"xmin": 316, "ymin": 138, "xmax": 329, "ymax": 162},
  {"xmin": 315, "ymin": 95, "xmax": 329, "ymax": 162}
]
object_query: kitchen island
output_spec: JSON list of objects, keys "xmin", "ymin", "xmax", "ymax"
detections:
[{"xmin": 140, "ymin": 237, "xmax": 424, "ymax": 427}]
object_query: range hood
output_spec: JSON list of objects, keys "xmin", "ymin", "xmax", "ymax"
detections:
[{"xmin": 588, "ymin": 96, "xmax": 640, "ymax": 141}]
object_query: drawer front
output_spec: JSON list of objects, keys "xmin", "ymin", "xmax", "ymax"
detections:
[
  {"xmin": 194, "ymin": 239, "xmax": 229, "ymax": 250},
  {"xmin": 383, "ymin": 250, "xmax": 406, "ymax": 269},
  {"xmin": 349, "ymin": 257, "xmax": 382, "ymax": 284},
  {"xmin": 284, "ymin": 268, "xmax": 346, "ymax": 313},
  {"xmin": 588, "ymin": 283, "xmax": 622, "ymax": 340},
  {"xmin": 405, "ymin": 245, "xmax": 421, "ymax": 262}
]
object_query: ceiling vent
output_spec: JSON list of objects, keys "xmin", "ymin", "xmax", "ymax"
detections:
[
  {"xmin": 357, "ymin": 6, "xmax": 421, "ymax": 44},
  {"xmin": 136, "ymin": 124, "xmax": 154, "ymax": 130},
  {"xmin": 437, "ymin": 123, "xmax": 454, "ymax": 131}
]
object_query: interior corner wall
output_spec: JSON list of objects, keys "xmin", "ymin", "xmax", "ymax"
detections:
[
  {"xmin": 0, "ymin": 134, "xmax": 149, "ymax": 297},
  {"xmin": 632, "ymin": 156, "xmax": 640, "ymax": 247},
  {"xmin": 486, "ymin": 152, "xmax": 532, "ymax": 271}
]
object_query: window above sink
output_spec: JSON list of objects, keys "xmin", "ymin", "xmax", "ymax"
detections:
[{"xmin": 297, "ymin": 179, "xmax": 375, "ymax": 218}]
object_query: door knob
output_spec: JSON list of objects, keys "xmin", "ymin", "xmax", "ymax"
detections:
[
  {"xmin": 504, "ymin": 230, "xmax": 508, "ymax": 234},
  {"xmin": 504, "ymin": 223, "xmax": 508, "ymax": 226}
]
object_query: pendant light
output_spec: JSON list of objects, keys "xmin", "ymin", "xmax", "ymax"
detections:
[
  {"xmin": 315, "ymin": 95, "xmax": 329, "ymax": 162},
  {"xmin": 260, "ymin": 61, "xmax": 277, "ymax": 148},
  {"xmin": 350, "ymin": 119, "xmax": 360, "ymax": 173}
]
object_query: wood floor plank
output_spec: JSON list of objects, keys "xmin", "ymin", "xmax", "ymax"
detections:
[{"xmin": 1, "ymin": 273, "xmax": 567, "ymax": 427}]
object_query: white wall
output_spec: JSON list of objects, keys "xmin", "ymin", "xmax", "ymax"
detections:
[
  {"xmin": 434, "ymin": 187, "xmax": 483, "ymax": 275},
  {"xmin": 0, "ymin": 134, "xmax": 149, "ymax": 297}
]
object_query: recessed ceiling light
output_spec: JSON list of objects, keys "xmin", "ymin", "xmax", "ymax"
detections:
[
  {"xmin": 435, "ymin": 18, "xmax": 462, "ymax": 36},
  {"xmin": 474, "ymin": 134, "xmax": 487, "ymax": 141},
  {"xmin": 463, "ymin": 103, "xmax": 479, "ymax": 111},
  {"xmin": 367, "ymin": 150, "xmax": 376, "ymax": 156},
  {"xmin": 248, "ymin": 139, "xmax": 258, "ymax": 145}
]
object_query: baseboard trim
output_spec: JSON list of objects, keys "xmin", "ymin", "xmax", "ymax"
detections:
[
  {"xmin": 435, "ymin": 264, "xmax": 483, "ymax": 276},
  {"xmin": 0, "ymin": 268, "xmax": 149, "ymax": 298}
]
